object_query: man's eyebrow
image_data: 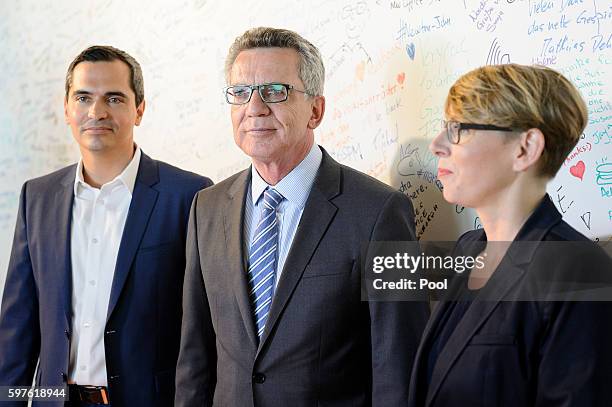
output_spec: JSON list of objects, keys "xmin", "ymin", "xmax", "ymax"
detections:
[
  {"xmin": 71, "ymin": 90, "xmax": 129, "ymax": 98},
  {"xmin": 72, "ymin": 90, "xmax": 92, "ymax": 96},
  {"xmin": 105, "ymin": 91, "xmax": 128, "ymax": 98}
]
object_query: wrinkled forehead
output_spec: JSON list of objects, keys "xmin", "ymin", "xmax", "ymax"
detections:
[{"xmin": 229, "ymin": 47, "xmax": 302, "ymax": 86}]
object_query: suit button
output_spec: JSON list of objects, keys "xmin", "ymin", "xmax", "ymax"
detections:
[
  {"xmin": 64, "ymin": 329, "xmax": 71, "ymax": 338},
  {"xmin": 59, "ymin": 372, "xmax": 67, "ymax": 382},
  {"xmin": 252, "ymin": 373, "xmax": 265, "ymax": 384}
]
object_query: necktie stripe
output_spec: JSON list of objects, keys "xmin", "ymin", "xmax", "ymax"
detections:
[
  {"xmin": 248, "ymin": 263, "xmax": 273, "ymax": 288},
  {"xmin": 248, "ymin": 259, "xmax": 275, "ymax": 289},
  {"xmin": 248, "ymin": 245, "xmax": 277, "ymax": 273},
  {"xmin": 250, "ymin": 270, "xmax": 275, "ymax": 295},
  {"xmin": 249, "ymin": 253, "xmax": 276, "ymax": 277},
  {"xmin": 252, "ymin": 284, "xmax": 273, "ymax": 305},
  {"xmin": 249, "ymin": 231, "xmax": 278, "ymax": 260},
  {"xmin": 251, "ymin": 219, "xmax": 277, "ymax": 247},
  {"xmin": 268, "ymin": 189, "xmax": 283, "ymax": 200},
  {"xmin": 266, "ymin": 193, "xmax": 280, "ymax": 205},
  {"xmin": 254, "ymin": 296, "xmax": 272, "ymax": 315},
  {"xmin": 248, "ymin": 187, "xmax": 284, "ymax": 340},
  {"xmin": 256, "ymin": 310, "xmax": 270, "ymax": 326},
  {"xmin": 255, "ymin": 210, "xmax": 276, "ymax": 230}
]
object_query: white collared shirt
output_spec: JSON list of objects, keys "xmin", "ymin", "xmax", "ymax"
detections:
[
  {"xmin": 68, "ymin": 147, "xmax": 141, "ymax": 386},
  {"xmin": 244, "ymin": 143, "xmax": 322, "ymax": 287}
]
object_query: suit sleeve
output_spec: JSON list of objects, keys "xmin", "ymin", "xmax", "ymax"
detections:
[
  {"xmin": 535, "ymin": 251, "xmax": 612, "ymax": 406},
  {"xmin": 175, "ymin": 192, "xmax": 216, "ymax": 407},
  {"xmin": 198, "ymin": 176, "xmax": 214, "ymax": 192},
  {"xmin": 0, "ymin": 182, "xmax": 40, "ymax": 396},
  {"xmin": 367, "ymin": 191, "xmax": 430, "ymax": 406}
]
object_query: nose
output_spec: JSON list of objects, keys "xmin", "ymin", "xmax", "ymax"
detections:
[
  {"xmin": 429, "ymin": 128, "xmax": 450, "ymax": 157},
  {"xmin": 245, "ymin": 88, "xmax": 271, "ymax": 117},
  {"xmin": 88, "ymin": 99, "xmax": 108, "ymax": 120}
]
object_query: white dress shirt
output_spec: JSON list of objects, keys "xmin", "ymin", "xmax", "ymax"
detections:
[
  {"xmin": 68, "ymin": 147, "xmax": 141, "ymax": 386},
  {"xmin": 244, "ymin": 143, "xmax": 322, "ymax": 288}
]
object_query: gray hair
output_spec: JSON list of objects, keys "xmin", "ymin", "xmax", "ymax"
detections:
[
  {"xmin": 65, "ymin": 45, "xmax": 144, "ymax": 107},
  {"xmin": 225, "ymin": 27, "xmax": 325, "ymax": 96}
]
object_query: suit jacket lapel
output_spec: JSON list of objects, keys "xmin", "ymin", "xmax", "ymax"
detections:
[
  {"xmin": 425, "ymin": 195, "xmax": 562, "ymax": 405},
  {"xmin": 224, "ymin": 169, "xmax": 259, "ymax": 349},
  {"xmin": 58, "ymin": 168, "xmax": 77, "ymax": 326},
  {"xmin": 257, "ymin": 152, "xmax": 340, "ymax": 355},
  {"xmin": 425, "ymin": 254, "xmax": 527, "ymax": 406},
  {"xmin": 408, "ymin": 269, "xmax": 470, "ymax": 404},
  {"xmin": 408, "ymin": 298, "xmax": 451, "ymax": 400},
  {"xmin": 106, "ymin": 153, "xmax": 159, "ymax": 322}
]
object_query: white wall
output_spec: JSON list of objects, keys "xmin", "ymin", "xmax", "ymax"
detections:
[{"xmin": 1, "ymin": 0, "xmax": 611, "ymax": 298}]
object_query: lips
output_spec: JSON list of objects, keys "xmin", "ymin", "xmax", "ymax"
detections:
[
  {"xmin": 246, "ymin": 128, "xmax": 276, "ymax": 135},
  {"xmin": 83, "ymin": 126, "xmax": 113, "ymax": 133},
  {"xmin": 438, "ymin": 168, "xmax": 453, "ymax": 177}
]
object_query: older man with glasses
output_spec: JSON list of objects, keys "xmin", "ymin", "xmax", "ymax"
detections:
[{"xmin": 175, "ymin": 27, "xmax": 429, "ymax": 406}]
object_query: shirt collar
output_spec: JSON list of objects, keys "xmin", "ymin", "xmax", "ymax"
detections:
[
  {"xmin": 250, "ymin": 143, "xmax": 322, "ymax": 208},
  {"xmin": 74, "ymin": 146, "xmax": 142, "ymax": 196}
]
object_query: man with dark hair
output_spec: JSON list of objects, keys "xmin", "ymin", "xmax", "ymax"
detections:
[
  {"xmin": 65, "ymin": 46, "xmax": 145, "ymax": 108},
  {"xmin": 0, "ymin": 45, "xmax": 213, "ymax": 406},
  {"xmin": 175, "ymin": 27, "xmax": 428, "ymax": 406}
]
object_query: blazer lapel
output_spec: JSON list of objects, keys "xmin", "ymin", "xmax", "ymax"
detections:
[
  {"xmin": 426, "ymin": 195, "xmax": 562, "ymax": 406},
  {"xmin": 408, "ymin": 266, "xmax": 471, "ymax": 403},
  {"xmin": 257, "ymin": 152, "xmax": 340, "ymax": 355},
  {"xmin": 224, "ymin": 169, "xmax": 259, "ymax": 349},
  {"xmin": 418, "ymin": 268, "xmax": 471, "ymax": 353},
  {"xmin": 57, "ymin": 167, "xmax": 77, "ymax": 326},
  {"xmin": 106, "ymin": 154, "xmax": 159, "ymax": 322},
  {"xmin": 425, "ymin": 254, "xmax": 527, "ymax": 406},
  {"xmin": 408, "ymin": 298, "xmax": 451, "ymax": 397}
]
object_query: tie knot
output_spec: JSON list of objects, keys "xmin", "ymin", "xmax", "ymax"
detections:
[{"xmin": 263, "ymin": 187, "xmax": 283, "ymax": 210}]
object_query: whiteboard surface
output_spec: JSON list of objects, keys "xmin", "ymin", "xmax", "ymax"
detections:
[{"xmin": 1, "ymin": 0, "xmax": 611, "ymax": 297}]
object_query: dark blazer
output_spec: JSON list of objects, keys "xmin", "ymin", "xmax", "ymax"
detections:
[
  {"xmin": 175, "ymin": 147, "xmax": 430, "ymax": 406},
  {"xmin": 0, "ymin": 152, "xmax": 212, "ymax": 407},
  {"xmin": 409, "ymin": 195, "xmax": 612, "ymax": 407}
]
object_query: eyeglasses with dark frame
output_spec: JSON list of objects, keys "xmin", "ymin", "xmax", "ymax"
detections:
[
  {"xmin": 441, "ymin": 120, "xmax": 516, "ymax": 144},
  {"xmin": 224, "ymin": 83, "xmax": 311, "ymax": 105}
]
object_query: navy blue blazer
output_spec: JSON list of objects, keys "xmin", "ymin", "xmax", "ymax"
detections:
[
  {"xmin": 409, "ymin": 195, "xmax": 612, "ymax": 407},
  {"xmin": 0, "ymin": 152, "xmax": 212, "ymax": 407}
]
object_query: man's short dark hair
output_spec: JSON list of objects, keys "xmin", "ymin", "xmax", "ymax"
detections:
[{"xmin": 65, "ymin": 45, "xmax": 144, "ymax": 107}]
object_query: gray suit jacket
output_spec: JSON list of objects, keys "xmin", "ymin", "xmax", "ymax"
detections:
[{"xmin": 175, "ymin": 147, "xmax": 429, "ymax": 406}]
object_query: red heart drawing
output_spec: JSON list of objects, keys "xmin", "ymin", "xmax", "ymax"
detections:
[
  {"xmin": 570, "ymin": 160, "xmax": 585, "ymax": 180},
  {"xmin": 397, "ymin": 72, "xmax": 405, "ymax": 85}
]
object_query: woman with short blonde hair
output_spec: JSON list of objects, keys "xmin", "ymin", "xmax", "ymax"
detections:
[{"xmin": 409, "ymin": 64, "xmax": 612, "ymax": 407}]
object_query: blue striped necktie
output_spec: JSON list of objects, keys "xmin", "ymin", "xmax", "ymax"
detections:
[{"xmin": 248, "ymin": 187, "xmax": 284, "ymax": 339}]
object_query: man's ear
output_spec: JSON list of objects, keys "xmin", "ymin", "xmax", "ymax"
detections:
[
  {"xmin": 513, "ymin": 128, "xmax": 545, "ymax": 173},
  {"xmin": 135, "ymin": 100, "xmax": 146, "ymax": 126},
  {"xmin": 307, "ymin": 96, "xmax": 325, "ymax": 130},
  {"xmin": 64, "ymin": 98, "xmax": 70, "ymax": 124}
]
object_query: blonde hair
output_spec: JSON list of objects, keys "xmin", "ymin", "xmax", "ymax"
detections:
[{"xmin": 445, "ymin": 64, "xmax": 587, "ymax": 177}]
